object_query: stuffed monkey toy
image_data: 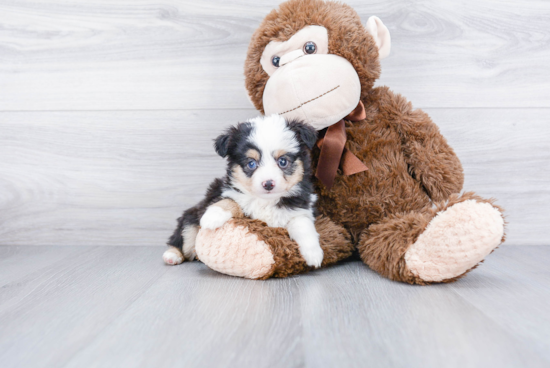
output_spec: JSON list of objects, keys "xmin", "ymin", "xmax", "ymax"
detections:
[{"xmin": 175, "ymin": 0, "xmax": 506, "ymax": 284}]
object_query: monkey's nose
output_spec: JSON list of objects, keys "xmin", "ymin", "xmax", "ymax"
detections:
[{"xmin": 262, "ymin": 180, "xmax": 275, "ymax": 191}]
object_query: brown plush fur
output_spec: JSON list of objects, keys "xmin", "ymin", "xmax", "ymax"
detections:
[
  {"xmin": 312, "ymin": 86, "xmax": 464, "ymax": 243},
  {"xmin": 231, "ymin": 216, "xmax": 354, "ymax": 279},
  {"xmin": 230, "ymin": 0, "xmax": 505, "ymax": 283}
]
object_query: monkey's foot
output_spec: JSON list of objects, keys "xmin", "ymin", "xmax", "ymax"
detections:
[
  {"xmin": 404, "ymin": 198, "xmax": 505, "ymax": 283},
  {"xmin": 195, "ymin": 220, "xmax": 276, "ymax": 279},
  {"xmin": 195, "ymin": 217, "xmax": 353, "ymax": 279}
]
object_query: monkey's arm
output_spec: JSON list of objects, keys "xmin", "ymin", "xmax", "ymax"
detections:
[
  {"xmin": 398, "ymin": 107, "xmax": 464, "ymax": 202},
  {"xmin": 376, "ymin": 88, "xmax": 464, "ymax": 202}
]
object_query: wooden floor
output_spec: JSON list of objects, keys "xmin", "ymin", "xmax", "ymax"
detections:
[{"xmin": 0, "ymin": 245, "xmax": 549, "ymax": 368}]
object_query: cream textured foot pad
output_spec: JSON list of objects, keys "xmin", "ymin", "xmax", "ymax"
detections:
[
  {"xmin": 195, "ymin": 221, "xmax": 275, "ymax": 279},
  {"xmin": 405, "ymin": 200, "xmax": 504, "ymax": 282}
]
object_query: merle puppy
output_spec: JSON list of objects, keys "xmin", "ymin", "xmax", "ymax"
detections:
[{"xmin": 163, "ymin": 114, "xmax": 324, "ymax": 267}]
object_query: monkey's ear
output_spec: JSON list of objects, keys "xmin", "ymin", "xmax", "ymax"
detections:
[
  {"xmin": 366, "ymin": 16, "xmax": 391, "ymax": 59},
  {"xmin": 214, "ymin": 133, "xmax": 231, "ymax": 158},
  {"xmin": 288, "ymin": 120, "xmax": 318, "ymax": 150}
]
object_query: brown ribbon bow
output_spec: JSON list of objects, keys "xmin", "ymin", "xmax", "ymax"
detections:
[{"xmin": 315, "ymin": 101, "xmax": 368, "ymax": 189}]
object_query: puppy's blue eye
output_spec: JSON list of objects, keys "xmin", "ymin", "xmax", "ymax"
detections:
[
  {"xmin": 247, "ymin": 160, "xmax": 257, "ymax": 170},
  {"xmin": 272, "ymin": 56, "xmax": 280, "ymax": 67},
  {"xmin": 278, "ymin": 157, "xmax": 288, "ymax": 168}
]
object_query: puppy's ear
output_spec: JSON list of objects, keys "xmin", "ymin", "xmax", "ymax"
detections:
[
  {"xmin": 288, "ymin": 120, "xmax": 318, "ymax": 150},
  {"xmin": 214, "ymin": 133, "xmax": 231, "ymax": 158}
]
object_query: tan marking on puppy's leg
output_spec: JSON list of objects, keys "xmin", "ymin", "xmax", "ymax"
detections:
[
  {"xmin": 212, "ymin": 198, "xmax": 244, "ymax": 218},
  {"xmin": 284, "ymin": 159, "xmax": 304, "ymax": 191},
  {"xmin": 163, "ymin": 246, "xmax": 184, "ymax": 265},
  {"xmin": 182, "ymin": 225, "xmax": 199, "ymax": 260},
  {"xmin": 246, "ymin": 149, "xmax": 260, "ymax": 161}
]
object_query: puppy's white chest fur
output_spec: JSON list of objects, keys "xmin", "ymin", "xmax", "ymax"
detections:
[{"xmin": 222, "ymin": 189, "xmax": 315, "ymax": 228}]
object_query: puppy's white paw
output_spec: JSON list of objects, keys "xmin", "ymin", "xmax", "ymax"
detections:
[
  {"xmin": 200, "ymin": 206, "xmax": 232, "ymax": 230},
  {"xmin": 299, "ymin": 240, "xmax": 324, "ymax": 268},
  {"xmin": 163, "ymin": 249, "xmax": 183, "ymax": 265}
]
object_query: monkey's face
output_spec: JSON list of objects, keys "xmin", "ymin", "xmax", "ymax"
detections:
[
  {"xmin": 245, "ymin": 0, "xmax": 391, "ymax": 131},
  {"xmin": 260, "ymin": 26, "xmax": 361, "ymax": 131}
]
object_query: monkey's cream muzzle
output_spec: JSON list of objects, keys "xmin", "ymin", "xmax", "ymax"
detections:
[{"xmin": 263, "ymin": 54, "xmax": 361, "ymax": 131}]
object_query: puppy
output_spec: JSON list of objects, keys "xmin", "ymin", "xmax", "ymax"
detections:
[{"xmin": 163, "ymin": 114, "xmax": 324, "ymax": 268}]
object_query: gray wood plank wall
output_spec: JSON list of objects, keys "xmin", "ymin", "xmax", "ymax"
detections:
[{"xmin": 1, "ymin": 0, "xmax": 549, "ymax": 246}]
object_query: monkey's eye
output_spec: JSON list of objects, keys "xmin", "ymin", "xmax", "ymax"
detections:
[
  {"xmin": 247, "ymin": 160, "xmax": 258, "ymax": 170},
  {"xmin": 278, "ymin": 157, "xmax": 289, "ymax": 168},
  {"xmin": 272, "ymin": 56, "xmax": 280, "ymax": 67},
  {"xmin": 303, "ymin": 41, "xmax": 317, "ymax": 54}
]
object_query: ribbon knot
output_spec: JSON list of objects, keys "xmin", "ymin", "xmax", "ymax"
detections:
[{"xmin": 315, "ymin": 101, "xmax": 368, "ymax": 189}]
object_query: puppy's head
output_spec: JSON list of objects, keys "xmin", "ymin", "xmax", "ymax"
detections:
[{"xmin": 215, "ymin": 114, "xmax": 317, "ymax": 199}]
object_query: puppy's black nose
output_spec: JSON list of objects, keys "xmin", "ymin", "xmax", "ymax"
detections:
[{"xmin": 262, "ymin": 180, "xmax": 275, "ymax": 191}]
